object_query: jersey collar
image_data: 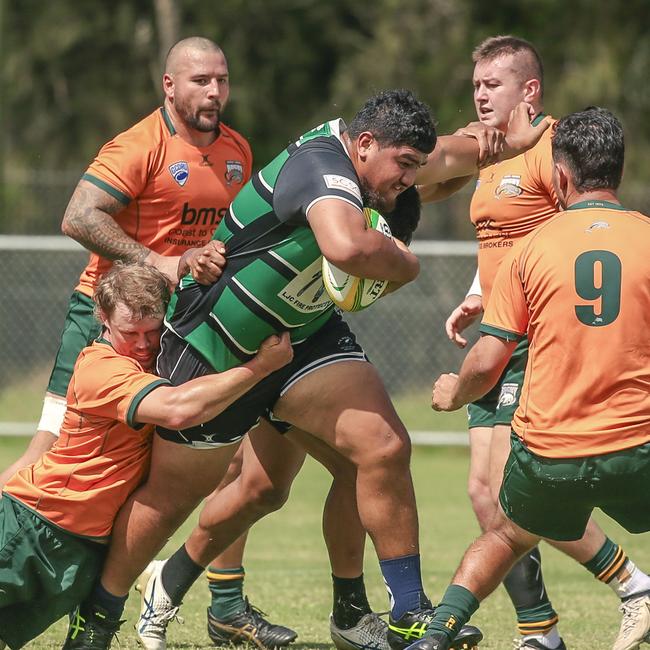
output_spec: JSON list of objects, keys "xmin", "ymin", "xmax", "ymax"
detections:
[
  {"xmin": 567, "ymin": 200, "xmax": 626, "ymax": 211},
  {"xmin": 531, "ymin": 112, "xmax": 546, "ymax": 127},
  {"xmin": 330, "ymin": 119, "xmax": 353, "ymax": 161},
  {"xmin": 160, "ymin": 106, "xmax": 176, "ymax": 136}
]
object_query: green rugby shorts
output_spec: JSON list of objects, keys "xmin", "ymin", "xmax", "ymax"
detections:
[
  {"xmin": 467, "ymin": 337, "xmax": 528, "ymax": 429},
  {"xmin": 499, "ymin": 432, "xmax": 650, "ymax": 541},
  {"xmin": 0, "ymin": 495, "xmax": 106, "ymax": 648},
  {"xmin": 46, "ymin": 291, "xmax": 101, "ymax": 396}
]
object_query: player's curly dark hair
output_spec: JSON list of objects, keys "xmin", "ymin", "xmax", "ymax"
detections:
[
  {"xmin": 384, "ymin": 186, "xmax": 421, "ymax": 246},
  {"xmin": 552, "ymin": 107, "xmax": 624, "ymax": 192},
  {"xmin": 347, "ymin": 90, "xmax": 437, "ymax": 154}
]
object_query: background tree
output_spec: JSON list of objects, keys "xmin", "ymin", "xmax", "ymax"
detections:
[{"xmin": 3, "ymin": 0, "xmax": 650, "ymax": 236}]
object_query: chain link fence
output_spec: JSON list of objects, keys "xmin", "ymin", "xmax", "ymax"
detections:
[{"xmin": 0, "ymin": 237, "xmax": 477, "ymax": 425}]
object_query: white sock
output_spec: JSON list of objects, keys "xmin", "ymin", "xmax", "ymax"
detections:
[
  {"xmin": 609, "ymin": 561, "xmax": 650, "ymax": 600},
  {"xmin": 523, "ymin": 625, "xmax": 562, "ymax": 649}
]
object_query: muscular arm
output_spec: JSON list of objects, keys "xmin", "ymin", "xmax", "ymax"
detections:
[
  {"xmin": 431, "ymin": 334, "xmax": 516, "ymax": 411},
  {"xmin": 61, "ymin": 179, "xmax": 180, "ymax": 283},
  {"xmin": 135, "ymin": 333, "xmax": 292, "ymax": 430},
  {"xmin": 416, "ymin": 135, "xmax": 484, "ymax": 186},
  {"xmin": 417, "ymin": 175, "xmax": 474, "ymax": 203},
  {"xmin": 307, "ymin": 199, "xmax": 419, "ymax": 283},
  {"xmin": 416, "ymin": 105, "xmax": 551, "ymax": 189}
]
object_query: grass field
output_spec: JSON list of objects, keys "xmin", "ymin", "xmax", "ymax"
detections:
[{"xmin": 1, "ymin": 437, "xmax": 648, "ymax": 649}]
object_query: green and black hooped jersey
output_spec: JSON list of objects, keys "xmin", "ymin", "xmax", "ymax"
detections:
[{"xmin": 165, "ymin": 119, "xmax": 365, "ymax": 372}]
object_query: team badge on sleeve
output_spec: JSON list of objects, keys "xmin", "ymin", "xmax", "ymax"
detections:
[
  {"xmin": 169, "ymin": 161, "xmax": 189, "ymax": 187},
  {"xmin": 225, "ymin": 160, "xmax": 244, "ymax": 185}
]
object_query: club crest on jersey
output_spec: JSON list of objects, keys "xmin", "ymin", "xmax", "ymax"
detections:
[
  {"xmin": 495, "ymin": 174, "xmax": 523, "ymax": 198},
  {"xmin": 169, "ymin": 161, "xmax": 189, "ymax": 186},
  {"xmin": 225, "ymin": 160, "xmax": 244, "ymax": 185}
]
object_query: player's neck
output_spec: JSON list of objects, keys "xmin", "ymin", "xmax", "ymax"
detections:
[
  {"xmin": 500, "ymin": 102, "xmax": 544, "ymax": 135},
  {"xmin": 566, "ymin": 189, "xmax": 620, "ymax": 209}
]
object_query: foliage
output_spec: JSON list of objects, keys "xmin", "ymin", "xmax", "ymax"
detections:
[{"xmin": 3, "ymin": 0, "xmax": 650, "ymax": 234}]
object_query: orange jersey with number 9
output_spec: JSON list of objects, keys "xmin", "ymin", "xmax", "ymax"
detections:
[{"xmin": 481, "ymin": 203, "xmax": 650, "ymax": 458}]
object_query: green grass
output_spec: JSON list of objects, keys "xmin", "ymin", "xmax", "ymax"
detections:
[
  {"xmin": 0, "ymin": 368, "xmax": 50, "ymax": 422},
  {"xmin": 2, "ymin": 440, "xmax": 647, "ymax": 649}
]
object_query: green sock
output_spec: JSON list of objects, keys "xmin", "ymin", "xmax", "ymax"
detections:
[
  {"xmin": 428, "ymin": 585, "xmax": 480, "ymax": 641},
  {"xmin": 583, "ymin": 537, "xmax": 625, "ymax": 582},
  {"xmin": 207, "ymin": 565, "xmax": 246, "ymax": 619}
]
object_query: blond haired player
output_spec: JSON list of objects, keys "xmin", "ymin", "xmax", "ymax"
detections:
[
  {"xmin": 0, "ymin": 37, "xmax": 299, "ymax": 648},
  {"xmin": 0, "ymin": 262, "xmax": 292, "ymax": 650},
  {"xmin": 441, "ymin": 37, "xmax": 650, "ymax": 650}
]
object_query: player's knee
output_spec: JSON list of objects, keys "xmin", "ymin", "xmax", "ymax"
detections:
[
  {"xmin": 363, "ymin": 422, "xmax": 411, "ymax": 469},
  {"xmin": 491, "ymin": 516, "xmax": 533, "ymax": 556},
  {"xmin": 246, "ymin": 481, "xmax": 291, "ymax": 514},
  {"xmin": 467, "ymin": 474, "xmax": 492, "ymax": 518}
]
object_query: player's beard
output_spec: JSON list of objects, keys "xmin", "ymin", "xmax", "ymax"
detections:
[
  {"xmin": 176, "ymin": 99, "xmax": 221, "ymax": 133},
  {"xmin": 360, "ymin": 180, "xmax": 395, "ymax": 214}
]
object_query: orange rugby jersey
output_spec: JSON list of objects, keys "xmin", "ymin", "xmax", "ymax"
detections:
[
  {"xmin": 481, "ymin": 202, "xmax": 650, "ymax": 458},
  {"xmin": 471, "ymin": 117, "xmax": 558, "ymax": 304},
  {"xmin": 76, "ymin": 106, "xmax": 252, "ymax": 296},
  {"xmin": 4, "ymin": 340, "xmax": 169, "ymax": 540}
]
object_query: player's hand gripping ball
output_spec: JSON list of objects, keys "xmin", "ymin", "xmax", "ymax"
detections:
[{"xmin": 321, "ymin": 208, "xmax": 391, "ymax": 312}]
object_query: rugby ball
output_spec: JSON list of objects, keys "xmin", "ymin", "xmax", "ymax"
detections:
[{"xmin": 322, "ymin": 208, "xmax": 392, "ymax": 312}]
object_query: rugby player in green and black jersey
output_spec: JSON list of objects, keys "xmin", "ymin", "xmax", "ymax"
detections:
[{"xmin": 68, "ymin": 89, "xmax": 549, "ymax": 650}]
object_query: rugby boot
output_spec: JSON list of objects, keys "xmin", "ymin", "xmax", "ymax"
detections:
[
  {"xmin": 330, "ymin": 611, "xmax": 390, "ymax": 650},
  {"xmin": 387, "ymin": 603, "xmax": 482, "ymax": 650},
  {"xmin": 613, "ymin": 593, "xmax": 650, "ymax": 650},
  {"xmin": 207, "ymin": 598, "xmax": 298, "ymax": 649},
  {"xmin": 135, "ymin": 559, "xmax": 183, "ymax": 650},
  {"xmin": 62, "ymin": 604, "xmax": 123, "ymax": 650}
]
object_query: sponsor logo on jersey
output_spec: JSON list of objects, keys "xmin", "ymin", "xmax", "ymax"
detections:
[
  {"xmin": 323, "ymin": 174, "xmax": 362, "ymax": 201},
  {"xmin": 169, "ymin": 161, "xmax": 189, "ymax": 186},
  {"xmin": 497, "ymin": 382, "xmax": 519, "ymax": 408},
  {"xmin": 279, "ymin": 259, "xmax": 333, "ymax": 314},
  {"xmin": 200, "ymin": 154, "xmax": 213, "ymax": 167},
  {"xmin": 181, "ymin": 203, "xmax": 228, "ymax": 226},
  {"xmin": 225, "ymin": 160, "xmax": 244, "ymax": 185},
  {"xmin": 586, "ymin": 220, "xmax": 610, "ymax": 233},
  {"xmin": 495, "ymin": 174, "xmax": 523, "ymax": 198}
]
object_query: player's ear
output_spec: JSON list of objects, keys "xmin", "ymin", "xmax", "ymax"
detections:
[
  {"xmin": 162, "ymin": 73, "xmax": 175, "ymax": 101},
  {"xmin": 553, "ymin": 161, "xmax": 570, "ymax": 205},
  {"xmin": 356, "ymin": 132, "xmax": 375, "ymax": 160},
  {"xmin": 523, "ymin": 78, "xmax": 541, "ymax": 105},
  {"xmin": 97, "ymin": 309, "xmax": 110, "ymax": 329}
]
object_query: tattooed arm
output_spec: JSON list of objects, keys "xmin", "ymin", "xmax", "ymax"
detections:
[{"xmin": 61, "ymin": 179, "xmax": 180, "ymax": 285}]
